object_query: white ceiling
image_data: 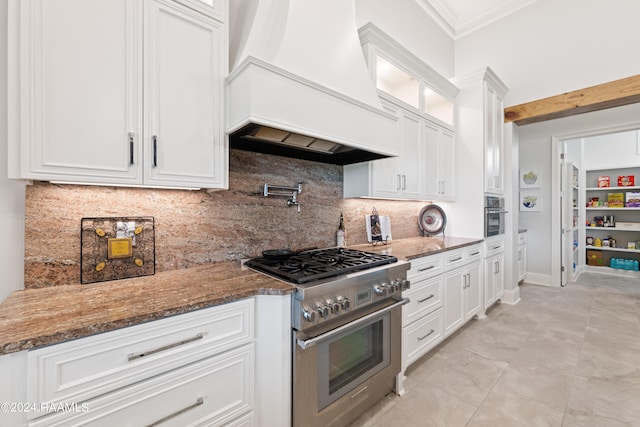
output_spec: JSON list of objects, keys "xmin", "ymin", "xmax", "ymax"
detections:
[{"xmin": 415, "ymin": 0, "xmax": 539, "ymax": 39}]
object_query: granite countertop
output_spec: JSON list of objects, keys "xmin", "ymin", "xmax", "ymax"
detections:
[
  {"xmin": 0, "ymin": 262, "xmax": 294, "ymax": 355},
  {"xmin": 350, "ymin": 236, "xmax": 484, "ymax": 261},
  {"xmin": 0, "ymin": 236, "xmax": 483, "ymax": 356}
]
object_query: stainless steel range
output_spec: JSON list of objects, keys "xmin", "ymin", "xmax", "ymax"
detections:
[{"xmin": 246, "ymin": 247, "xmax": 410, "ymax": 427}]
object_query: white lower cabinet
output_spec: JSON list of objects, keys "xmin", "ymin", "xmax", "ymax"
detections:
[
  {"xmin": 517, "ymin": 231, "xmax": 527, "ymax": 282},
  {"xmin": 443, "ymin": 252, "xmax": 482, "ymax": 337},
  {"xmin": 402, "ymin": 274, "xmax": 444, "ymax": 370},
  {"xmin": 403, "ymin": 308, "xmax": 444, "ymax": 368},
  {"xmin": 30, "ymin": 346, "xmax": 255, "ymax": 427},
  {"xmin": 25, "ymin": 300, "xmax": 258, "ymax": 427},
  {"xmin": 0, "ymin": 295, "xmax": 292, "ymax": 427},
  {"xmin": 398, "ymin": 243, "xmax": 482, "ymax": 394},
  {"xmin": 484, "ymin": 237, "xmax": 505, "ymax": 311}
]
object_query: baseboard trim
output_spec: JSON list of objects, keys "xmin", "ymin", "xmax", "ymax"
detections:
[
  {"xmin": 522, "ymin": 272, "xmax": 555, "ymax": 287},
  {"xmin": 501, "ymin": 287, "xmax": 521, "ymax": 305}
]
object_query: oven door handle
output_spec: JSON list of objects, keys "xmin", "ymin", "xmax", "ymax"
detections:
[{"xmin": 296, "ymin": 297, "xmax": 410, "ymax": 350}]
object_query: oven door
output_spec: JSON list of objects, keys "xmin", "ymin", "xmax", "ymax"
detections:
[
  {"xmin": 293, "ymin": 298, "xmax": 407, "ymax": 427},
  {"xmin": 485, "ymin": 209, "xmax": 507, "ymax": 237}
]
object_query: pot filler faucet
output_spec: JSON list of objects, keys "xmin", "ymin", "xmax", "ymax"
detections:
[{"xmin": 263, "ymin": 181, "xmax": 303, "ymax": 212}]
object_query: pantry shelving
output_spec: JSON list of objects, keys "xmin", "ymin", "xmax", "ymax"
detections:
[
  {"xmin": 584, "ymin": 245, "xmax": 640, "ymax": 254},
  {"xmin": 584, "ymin": 166, "xmax": 640, "ymax": 276},
  {"xmin": 568, "ymin": 163, "xmax": 581, "ymax": 280}
]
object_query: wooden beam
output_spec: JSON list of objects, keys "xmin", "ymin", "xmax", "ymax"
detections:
[{"xmin": 504, "ymin": 74, "xmax": 640, "ymax": 125}]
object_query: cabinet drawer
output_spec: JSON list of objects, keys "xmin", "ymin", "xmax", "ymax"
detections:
[
  {"xmin": 443, "ymin": 249, "xmax": 465, "ymax": 271},
  {"xmin": 464, "ymin": 244, "xmax": 482, "ymax": 263},
  {"xmin": 30, "ymin": 345, "xmax": 255, "ymax": 427},
  {"xmin": 484, "ymin": 237, "xmax": 505, "ymax": 257},
  {"xmin": 403, "ymin": 277, "xmax": 443, "ymax": 325},
  {"xmin": 27, "ymin": 299, "xmax": 254, "ymax": 415},
  {"xmin": 403, "ymin": 308, "xmax": 444, "ymax": 368},
  {"xmin": 407, "ymin": 255, "xmax": 443, "ymax": 281},
  {"xmin": 518, "ymin": 232, "xmax": 527, "ymax": 244}
]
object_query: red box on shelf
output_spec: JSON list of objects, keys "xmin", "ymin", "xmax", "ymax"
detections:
[
  {"xmin": 617, "ymin": 175, "xmax": 635, "ymax": 186},
  {"xmin": 597, "ymin": 176, "xmax": 610, "ymax": 187}
]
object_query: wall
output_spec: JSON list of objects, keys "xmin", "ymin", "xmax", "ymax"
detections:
[
  {"xmin": 454, "ymin": 0, "xmax": 640, "ymax": 106},
  {"xmin": 518, "ymin": 103, "xmax": 640, "ymax": 285},
  {"xmin": 0, "ymin": 0, "xmax": 26, "ymax": 301},
  {"xmin": 565, "ymin": 137, "xmax": 583, "ymax": 170},
  {"xmin": 355, "ymin": 0, "xmax": 454, "ymax": 78},
  {"xmin": 583, "ymin": 130, "xmax": 640, "ymax": 170},
  {"xmin": 24, "ymin": 149, "xmax": 428, "ymax": 288}
]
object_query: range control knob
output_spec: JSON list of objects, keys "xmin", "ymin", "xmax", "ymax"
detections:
[
  {"xmin": 302, "ymin": 305, "xmax": 316, "ymax": 323},
  {"xmin": 326, "ymin": 299, "xmax": 340, "ymax": 313},
  {"xmin": 389, "ymin": 280, "xmax": 399, "ymax": 293},
  {"xmin": 399, "ymin": 278, "xmax": 411, "ymax": 291},
  {"xmin": 374, "ymin": 284, "xmax": 388, "ymax": 297},
  {"xmin": 316, "ymin": 303, "xmax": 330, "ymax": 318},
  {"xmin": 337, "ymin": 296, "xmax": 350, "ymax": 310}
]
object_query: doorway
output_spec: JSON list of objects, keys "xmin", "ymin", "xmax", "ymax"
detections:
[{"xmin": 552, "ymin": 124, "xmax": 640, "ymax": 286}]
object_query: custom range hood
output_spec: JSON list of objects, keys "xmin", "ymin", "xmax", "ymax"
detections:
[{"xmin": 227, "ymin": 0, "xmax": 398, "ymax": 165}]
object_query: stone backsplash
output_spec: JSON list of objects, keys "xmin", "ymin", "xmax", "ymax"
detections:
[{"xmin": 24, "ymin": 150, "xmax": 428, "ymax": 288}]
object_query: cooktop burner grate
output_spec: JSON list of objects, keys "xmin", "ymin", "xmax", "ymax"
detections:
[{"xmin": 246, "ymin": 248, "xmax": 398, "ymax": 284}]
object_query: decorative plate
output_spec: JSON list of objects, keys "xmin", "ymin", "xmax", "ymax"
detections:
[{"xmin": 418, "ymin": 204, "xmax": 447, "ymax": 236}]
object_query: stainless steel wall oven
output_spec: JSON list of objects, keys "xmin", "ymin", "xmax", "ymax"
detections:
[{"xmin": 485, "ymin": 196, "xmax": 507, "ymax": 237}]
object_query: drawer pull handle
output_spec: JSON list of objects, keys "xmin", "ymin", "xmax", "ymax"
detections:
[
  {"xmin": 417, "ymin": 294, "xmax": 435, "ymax": 303},
  {"xmin": 449, "ymin": 256, "xmax": 462, "ymax": 262},
  {"xmin": 145, "ymin": 397, "xmax": 204, "ymax": 427},
  {"xmin": 491, "ymin": 245, "xmax": 501, "ymax": 250},
  {"xmin": 470, "ymin": 251, "xmax": 480, "ymax": 256},
  {"xmin": 128, "ymin": 333, "xmax": 203, "ymax": 361},
  {"xmin": 418, "ymin": 329, "xmax": 435, "ymax": 341},
  {"xmin": 418, "ymin": 265, "xmax": 436, "ymax": 272}
]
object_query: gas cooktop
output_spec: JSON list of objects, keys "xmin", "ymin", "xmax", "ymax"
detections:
[{"xmin": 246, "ymin": 247, "xmax": 398, "ymax": 285}]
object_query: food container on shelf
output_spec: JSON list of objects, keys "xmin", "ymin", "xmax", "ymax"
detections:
[
  {"xmin": 625, "ymin": 192, "xmax": 640, "ymax": 207},
  {"xmin": 598, "ymin": 176, "xmax": 610, "ymax": 187},
  {"xmin": 617, "ymin": 175, "xmax": 635, "ymax": 186},
  {"xmin": 617, "ymin": 222, "xmax": 640, "ymax": 230}
]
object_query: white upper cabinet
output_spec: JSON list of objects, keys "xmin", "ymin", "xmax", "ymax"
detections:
[
  {"xmin": 484, "ymin": 80, "xmax": 505, "ymax": 194},
  {"xmin": 453, "ymin": 68, "xmax": 508, "ymax": 196},
  {"xmin": 8, "ymin": 0, "xmax": 228, "ymax": 189},
  {"xmin": 9, "ymin": 0, "xmax": 143, "ymax": 184},
  {"xmin": 343, "ymin": 23, "xmax": 458, "ymax": 201},
  {"xmin": 144, "ymin": 0, "xmax": 227, "ymax": 188},
  {"xmin": 345, "ymin": 97, "xmax": 421, "ymax": 199},
  {"xmin": 422, "ymin": 120, "xmax": 455, "ymax": 200}
]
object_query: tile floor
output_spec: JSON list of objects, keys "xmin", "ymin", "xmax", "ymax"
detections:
[{"xmin": 351, "ymin": 273, "xmax": 640, "ymax": 426}]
